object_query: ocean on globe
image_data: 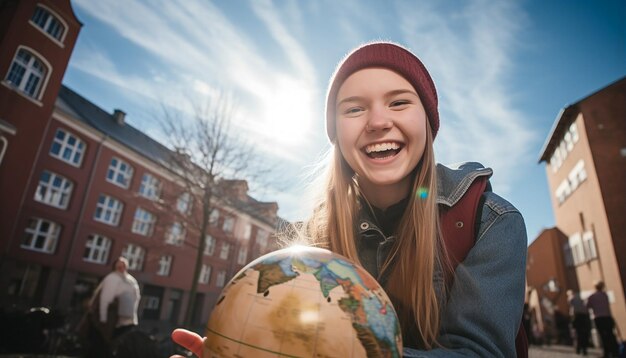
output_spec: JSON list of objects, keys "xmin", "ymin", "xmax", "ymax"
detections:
[{"xmin": 204, "ymin": 245, "xmax": 402, "ymax": 358}]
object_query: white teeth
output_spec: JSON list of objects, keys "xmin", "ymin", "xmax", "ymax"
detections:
[{"xmin": 365, "ymin": 142, "xmax": 400, "ymax": 153}]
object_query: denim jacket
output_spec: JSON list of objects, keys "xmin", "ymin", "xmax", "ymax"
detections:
[{"xmin": 356, "ymin": 162, "xmax": 527, "ymax": 357}]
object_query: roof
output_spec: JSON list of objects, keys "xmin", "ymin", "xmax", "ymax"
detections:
[
  {"xmin": 57, "ymin": 85, "xmax": 174, "ymax": 167},
  {"xmin": 56, "ymin": 85, "xmax": 283, "ymax": 228},
  {"xmin": 538, "ymin": 76, "xmax": 626, "ymax": 163}
]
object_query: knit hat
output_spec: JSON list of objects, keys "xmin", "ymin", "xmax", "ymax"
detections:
[{"xmin": 325, "ymin": 42, "xmax": 439, "ymax": 142}]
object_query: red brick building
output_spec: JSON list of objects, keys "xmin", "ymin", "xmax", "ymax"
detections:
[
  {"xmin": 531, "ymin": 76, "xmax": 626, "ymax": 339},
  {"xmin": 0, "ymin": 0, "xmax": 281, "ymax": 330}
]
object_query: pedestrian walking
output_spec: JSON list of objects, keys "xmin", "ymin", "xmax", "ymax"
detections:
[
  {"xmin": 568, "ymin": 289, "xmax": 591, "ymax": 356},
  {"xmin": 587, "ymin": 281, "xmax": 619, "ymax": 358}
]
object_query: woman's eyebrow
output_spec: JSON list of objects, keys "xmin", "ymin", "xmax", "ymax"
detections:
[
  {"xmin": 385, "ymin": 89, "xmax": 419, "ymax": 99},
  {"xmin": 337, "ymin": 96, "xmax": 366, "ymax": 107}
]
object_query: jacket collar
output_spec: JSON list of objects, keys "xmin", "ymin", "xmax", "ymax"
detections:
[
  {"xmin": 356, "ymin": 161, "xmax": 492, "ymax": 236},
  {"xmin": 436, "ymin": 161, "xmax": 492, "ymax": 207}
]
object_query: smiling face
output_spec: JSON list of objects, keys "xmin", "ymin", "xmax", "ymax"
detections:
[{"xmin": 335, "ymin": 68, "xmax": 427, "ymax": 207}]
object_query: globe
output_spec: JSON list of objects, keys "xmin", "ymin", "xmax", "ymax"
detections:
[{"xmin": 204, "ymin": 245, "xmax": 402, "ymax": 358}]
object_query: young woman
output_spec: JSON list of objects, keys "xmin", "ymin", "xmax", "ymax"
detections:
[{"xmin": 171, "ymin": 42, "xmax": 527, "ymax": 357}]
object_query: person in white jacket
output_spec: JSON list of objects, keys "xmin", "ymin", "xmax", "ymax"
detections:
[{"xmin": 99, "ymin": 256, "xmax": 141, "ymax": 338}]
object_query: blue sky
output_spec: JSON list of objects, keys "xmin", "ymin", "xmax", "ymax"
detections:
[{"xmin": 63, "ymin": 0, "xmax": 625, "ymax": 244}]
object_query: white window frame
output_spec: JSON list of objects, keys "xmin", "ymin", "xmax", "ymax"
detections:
[
  {"xmin": 568, "ymin": 232, "xmax": 585, "ymax": 266},
  {"xmin": 157, "ymin": 255, "xmax": 173, "ymax": 276},
  {"xmin": 30, "ymin": 4, "xmax": 67, "ymax": 44},
  {"xmin": 83, "ymin": 234, "xmax": 111, "ymax": 264},
  {"xmin": 209, "ymin": 209, "xmax": 219, "ymax": 226},
  {"xmin": 237, "ymin": 246, "xmax": 248, "ymax": 265},
  {"xmin": 219, "ymin": 242, "xmax": 231, "ymax": 260},
  {"xmin": 176, "ymin": 192, "xmax": 192, "ymax": 215},
  {"xmin": 165, "ymin": 222, "xmax": 185, "ymax": 246},
  {"xmin": 223, "ymin": 216, "xmax": 235, "ymax": 233},
  {"xmin": 242, "ymin": 223, "xmax": 251, "ymax": 240},
  {"xmin": 4, "ymin": 47, "xmax": 50, "ymax": 100},
  {"xmin": 22, "ymin": 218, "xmax": 60, "ymax": 253},
  {"xmin": 139, "ymin": 173, "xmax": 161, "ymax": 200},
  {"xmin": 121, "ymin": 244, "xmax": 145, "ymax": 271},
  {"xmin": 216, "ymin": 270, "xmax": 226, "ymax": 287},
  {"xmin": 582, "ymin": 231, "xmax": 597, "ymax": 261},
  {"xmin": 106, "ymin": 157, "xmax": 133, "ymax": 189},
  {"xmin": 131, "ymin": 207, "xmax": 156, "ymax": 236},
  {"xmin": 199, "ymin": 264, "xmax": 211, "ymax": 284},
  {"xmin": 204, "ymin": 235, "xmax": 215, "ymax": 256},
  {"xmin": 34, "ymin": 170, "xmax": 73, "ymax": 209},
  {"xmin": 49, "ymin": 128, "xmax": 86, "ymax": 167},
  {"xmin": 94, "ymin": 194, "xmax": 123, "ymax": 226}
]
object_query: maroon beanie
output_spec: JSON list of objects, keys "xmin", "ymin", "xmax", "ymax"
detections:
[{"xmin": 325, "ymin": 42, "xmax": 439, "ymax": 142}]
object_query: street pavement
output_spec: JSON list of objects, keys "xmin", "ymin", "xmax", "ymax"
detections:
[{"xmin": 530, "ymin": 344, "xmax": 604, "ymax": 357}]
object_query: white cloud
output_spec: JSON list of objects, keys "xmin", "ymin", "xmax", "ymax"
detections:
[
  {"xmin": 72, "ymin": 0, "xmax": 321, "ymax": 164},
  {"xmin": 396, "ymin": 0, "xmax": 535, "ymax": 194}
]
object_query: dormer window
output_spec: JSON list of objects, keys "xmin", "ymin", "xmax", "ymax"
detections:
[{"xmin": 31, "ymin": 5, "xmax": 67, "ymax": 43}]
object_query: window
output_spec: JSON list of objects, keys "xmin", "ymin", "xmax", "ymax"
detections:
[
  {"xmin": 31, "ymin": 5, "xmax": 66, "ymax": 42},
  {"xmin": 176, "ymin": 192, "xmax": 192, "ymax": 214},
  {"xmin": 22, "ymin": 218, "xmax": 60, "ymax": 253},
  {"xmin": 5, "ymin": 48, "xmax": 48, "ymax": 99},
  {"xmin": 199, "ymin": 264, "xmax": 211, "ymax": 284},
  {"xmin": 94, "ymin": 194, "xmax": 123, "ymax": 226},
  {"xmin": 223, "ymin": 216, "xmax": 235, "ymax": 233},
  {"xmin": 219, "ymin": 242, "xmax": 231, "ymax": 260},
  {"xmin": 237, "ymin": 246, "xmax": 248, "ymax": 265},
  {"xmin": 139, "ymin": 173, "xmax": 160, "ymax": 200},
  {"xmin": 204, "ymin": 235, "xmax": 215, "ymax": 256},
  {"xmin": 131, "ymin": 207, "xmax": 156, "ymax": 236},
  {"xmin": 582, "ymin": 231, "xmax": 597, "ymax": 261},
  {"xmin": 563, "ymin": 243, "xmax": 574, "ymax": 267},
  {"xmin": 555, "ymin": 160, "xmax": 587, "ymax": 205},
  {"xmin": 216, "ymin": 270, "xmax": 226, "ymax": 287},
  {"xmin": 157, "ymin": 255, "xmax": 173, "ymax": 276},
  {"xmin": 242, "ymin": 223, "xmax": 251, "ymax": 240},
  {"xmin": 0, "ymin": 136, "xmax": 8, "ymax": 166},
  {"xmin": 34, "ymin": 170, "xmax": 73, "ymax": 209},
  {"xmin": 144, "ymin": 296, "xmax": 160, "ymax": 310},
  {"xmin": 50, "ymin": 128, "xmax": 86, "ymax": 166},
  {"xmin": 106, "ymin": 157, "xmax": 133, "ymax": 188},
  {"xmin": 121, "ymin": 244, "xmax": 145, "ymax": 271},
  {"xmin": 209, "ymin": 209, "xmax": 219, "ymax": 226},
  {"xmin": 568, "ymin": 233, "xmax": 585, "ymax": 266},
  {"xmin": 550, "ymin": 122, "xmax": 580, "ymax": 172},
  {"xmin": 83, "ymin": 234, "xmax": 111, "ymax": 264},
  {"xmin": 165, "ymin": 222, "xmax": 185, "ymax": 246},
  {"xmin": 256, "ymin": 230, "xmax": 269, "ymax": 250}
]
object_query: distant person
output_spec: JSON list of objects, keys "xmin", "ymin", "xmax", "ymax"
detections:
[
  {"xmin": 83, "ymin": 257, "xmax": 141, "ymax": 358},
  {"xmin": 587, "ymin": 281, "xmax": 619, "ymax": 358},
  {"xmin": 100, "ymin": 257, "xmax": 141, "ymax": 339},
  {"xmin": 568, "ymin": 289, "xmax": 591, "ymax": 356}
]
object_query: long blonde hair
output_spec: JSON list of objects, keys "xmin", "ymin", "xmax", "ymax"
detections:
[{"xmin": 304, "ymin": 123, "xmax": 448, "ymax": 349}]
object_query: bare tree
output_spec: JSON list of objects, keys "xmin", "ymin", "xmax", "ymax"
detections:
[{"xmin": 158, "ymin": 92, "xmax": 272, "ymax": 326}]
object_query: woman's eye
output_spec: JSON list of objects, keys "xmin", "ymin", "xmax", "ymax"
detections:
[
  {"xmin": 390, "ymin": 100, "xmax": 410, "ymax": 107},
  {"xmin": 344, "ymin": 107, "xmax": 363, "ymax": 115}
]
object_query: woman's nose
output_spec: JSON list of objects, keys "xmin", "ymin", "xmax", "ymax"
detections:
[{"xmin": 365, "ymin": 107, "xmax": 393, "ymax": 133}]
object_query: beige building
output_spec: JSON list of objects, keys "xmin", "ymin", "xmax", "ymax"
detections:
[{"xmin": 538, "ymin": 77, "xmax": 626, "ymax": 334}]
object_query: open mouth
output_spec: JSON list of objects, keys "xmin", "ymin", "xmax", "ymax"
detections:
[{"xmin": 363, "ymin": 142, "xmax": 403, "ymax": 159}]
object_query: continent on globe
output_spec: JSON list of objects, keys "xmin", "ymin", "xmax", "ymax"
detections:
[{"xmin": 204, "ymin": 245, "xmax": 403, "ymax": 358}]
